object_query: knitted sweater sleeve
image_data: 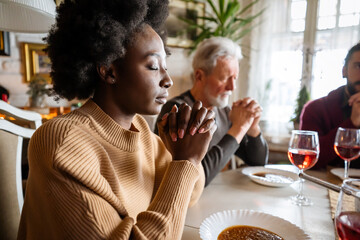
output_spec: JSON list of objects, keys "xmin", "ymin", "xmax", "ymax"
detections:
[{"xmin": 18, "ymin": 120, "xmax": 202, "ymax": 240}]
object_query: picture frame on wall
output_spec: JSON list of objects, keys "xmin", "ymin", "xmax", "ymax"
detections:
[
  {"xmin": 0, "ymin": 31, "xmax": 11, "ymax": 56},
  {"xmin": 166, "ymin": 0, "xmax": 205, "ymax": 48},
  {"xmin": 22, "ymin": 42, "xmax": 51, "ymax": 83}
]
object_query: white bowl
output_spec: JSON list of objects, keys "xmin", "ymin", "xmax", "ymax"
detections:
[{"xmin": 199, "ymin": 209, "xmax": 310, "ymax": 240}]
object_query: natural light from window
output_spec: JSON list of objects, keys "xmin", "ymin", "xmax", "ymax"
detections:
[
  {"xmin": 312, "ymin": 0, "xmax": 360, "ymax": 99},
  {"xmin": 263, "ymin": 0, "xmax": 360, "ymax": 125}
]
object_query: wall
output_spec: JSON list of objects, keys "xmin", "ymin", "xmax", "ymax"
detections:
[
  {"xmin": 0, "ymin": 32, "xmax": 252, "ymax": 130},
  {"xmin": 0, "ymin": 32, "xmax": 68, "ymax": 107},
  {"xmin": 0, "ymin": 32, "xmax": 198, "ymax": 108},
  {"xmin": 0, "ymin": 0, "xmax": 255, "ymax": 108}
]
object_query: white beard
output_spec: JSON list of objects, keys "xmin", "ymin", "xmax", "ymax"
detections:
[{"xmin": 204, "ymin": 85, "xmax": 231, "ymax": 108}]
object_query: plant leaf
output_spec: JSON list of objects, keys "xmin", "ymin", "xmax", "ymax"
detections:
[
  {"xmin": 206, "ymin": 0, "xmax": 223, "ymax": 24},
  {"xmin": 219, "ymin": 0, "xmax": 224, "ymax": 15},
  {"xmin": 176, "ymin": 0, "xmax": 265, "ymax": 50},
  {"xmin": 238, "ymin": 0, "xmax": 260, "ymax": 15}
]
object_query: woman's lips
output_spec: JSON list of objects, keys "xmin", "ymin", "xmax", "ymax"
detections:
[{"xmin": 155, "ymin": 97, "xmax": 167, "ymax": 104}]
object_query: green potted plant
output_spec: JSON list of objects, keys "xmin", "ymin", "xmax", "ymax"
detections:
[
  {"xmin": 27, "ymin": 74, "xmax": 51, "ymax": 108},
  {"xmin": 179, "ymin": 0, "xmax": 264, "ymax": 50},
  {"xmin": 291, "ymin": 85, "xmax": 310, "ymax": 130}
]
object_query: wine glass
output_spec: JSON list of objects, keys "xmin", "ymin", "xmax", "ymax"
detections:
[
  {"xmin": 334, "ymin": 127, "xmax": 360, "ymax": 179},
  {"xmin": 288, "ymin": 130, "xmax": 319, "ymax": 206},
  {"xmin": 335, "ymin": 179, "xmax": 360, "ymax": 240}
]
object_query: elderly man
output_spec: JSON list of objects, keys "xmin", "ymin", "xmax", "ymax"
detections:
[
  {"xmin": 300, "ymin": 43, "xmax": 360, "ymax": 169},
  {"xmin": 155, "ymin": 37, "xmax": 268, "ymax": 186}
]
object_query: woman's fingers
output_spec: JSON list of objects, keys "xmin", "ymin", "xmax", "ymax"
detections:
[
  {"xmin": 168, "ymin": 105, "xmax": 178, "ymax": 141},
  {"xmin": 209, "ymin": 121, "xmax": 218, "ymax": 135},
  {"xmin": 198, "ymin": 118, "xmax": 216, "ymax": 134},
  {"xmin": 177, "ymin": 103, "xmax": 191, "ymax": 139},
  {"xmin": 157, "ymin": 112, "xmax": 169, "ymax": 130},
  {"xmin": 198, "ymin": 109, "xmax": 216, "ymax": 133},
  {"xmin": 189, "ymin": 107, "xmax": 207, "ymax": 135},
  {"xmin": 188, "ymin": 101, "xmax": 202, "ymax": 135},
  {"xmin": 159, "ymin": 101, "xmax": 216, "ymax": 142}
]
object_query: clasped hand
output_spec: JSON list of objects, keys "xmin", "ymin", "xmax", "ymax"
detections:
[
  {"xmin": 157, "ymin": 101, "xmax": 217, "ymax": 166},
  {"xmin": 228, "ymin": 97, "xmax": 262, "ymax": 141},
  {"xmin": 348, "ymin": 92, "xmax": 360, "ymax": 127}
]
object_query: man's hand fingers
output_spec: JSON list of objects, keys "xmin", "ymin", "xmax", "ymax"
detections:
[
  {"xmin": 240, "ymin": 97, "xmax": 253, "ymax": 107},
  {"xmin": 348, "ymin": 92, "xmax": 360, "ymax": 106}
]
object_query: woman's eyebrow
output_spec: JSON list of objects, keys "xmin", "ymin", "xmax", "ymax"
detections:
[{"xmin": 146, "ymin": 51, "xmax": 166, "ymax": 58}]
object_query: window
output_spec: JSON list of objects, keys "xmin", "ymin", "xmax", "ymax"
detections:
[
  {"xmin": 312, "ymin": 0, "xmax": 360, "ymax": 99},
  {"xmin": 252, "ymin": 0, "xmax": 360, "ymax": 131},
  {"xmin": 291, "ymin": 0, "xmax": 307, "ymax": 32}
]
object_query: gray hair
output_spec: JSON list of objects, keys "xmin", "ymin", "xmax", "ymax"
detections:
[{"xmin": 192, "ymin": 37, "xmax": 242, "ymax": 76}]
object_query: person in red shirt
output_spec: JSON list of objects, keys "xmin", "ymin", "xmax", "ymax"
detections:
[{"xmin": 300, "ymin": 43, "xmax": 360, "ymax": 169}]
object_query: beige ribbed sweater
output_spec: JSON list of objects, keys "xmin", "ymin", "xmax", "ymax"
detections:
[{"xmin": 18, "ymin": 99, "xmax": 205, "ymax": 240}]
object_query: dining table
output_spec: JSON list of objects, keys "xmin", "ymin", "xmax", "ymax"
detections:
[{"xmin": 182, "ymin": 164, "xmax": 342, "ymax": 240}]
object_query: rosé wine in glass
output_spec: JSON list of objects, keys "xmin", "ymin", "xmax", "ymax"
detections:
[
  {"xmin": 334, "ymin": 145, "xmax": 360, "ymax": 161},
  {"xmin": 335, "ymin": 179, "xmax": 360, "ymax": 240},
  {"xmin": 288, "ymin": 130, "xmax": 319, "ymax": 206},
  {"xmin": 334, "ymin": 128, "xmax": 360, "ymax": 179},
  {"xmin": 336, "ymin": 212, "xmax": 360, "ymax": 240},
  {"xmin": 288, "ymin": 149, "xmax": 318, "ymax": 170}
]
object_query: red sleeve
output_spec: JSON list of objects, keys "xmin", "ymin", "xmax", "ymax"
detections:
[{"xmin": 300, "ymin": 101, "xmax": 356, "ymax": 169}]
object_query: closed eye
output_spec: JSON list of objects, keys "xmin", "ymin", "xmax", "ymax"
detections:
[{"xmin": 148, "ymin": 65, "xmax": 159, "ymax": 70}]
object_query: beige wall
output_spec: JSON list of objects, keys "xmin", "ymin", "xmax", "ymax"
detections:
[
  {"xmin": 0, "ymin": 33, "xmax": 197, "ymax": 108},
  {"xmin": 0, "ymin": 32, "xmax": 68, "ymax": 107},
  {"xmin": 0, "ymin": 32, "xmax": 252, "ymax": 109},
  {"xmin": 0, "ymin": 0, "xmax": 256, "ymax": 108}
]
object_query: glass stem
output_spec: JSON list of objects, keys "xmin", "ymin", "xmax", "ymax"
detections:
[
  {"xmin": 298, "ymin": 169, "xmax": 304, "ymax": 197},
  {"xmin": 344, "ymin": 161, "xmax": 351, "ymax": 179}
]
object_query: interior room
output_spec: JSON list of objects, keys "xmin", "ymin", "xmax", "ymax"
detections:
[
  {"xmin": 1, "ymin": 0, "xmax": 359, "ymax": 163},
  {"xmin": 1, "ymin": 0, "xmax": 360, "ymax": 239}
]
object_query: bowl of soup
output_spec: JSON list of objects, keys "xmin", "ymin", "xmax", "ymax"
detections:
[{"xmin": 199, "ymin": 209, "xmax": 310, "ymax": 240}]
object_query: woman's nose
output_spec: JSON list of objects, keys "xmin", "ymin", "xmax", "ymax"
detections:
[{"xmin": 160, "ymin": 72, "xmax": 173, "ymax": 89}]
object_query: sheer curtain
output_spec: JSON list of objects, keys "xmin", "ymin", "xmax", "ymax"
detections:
[
  {"xmin": 312, "ymin": 0, "xmax": 360, "ymax": 99},
  {"xmin": 248, "ymin": 0, "xmax": 303, "ymax": 139},
  {"xmin": 247, "ymin": 0, "xmax": 360, "ymax": 140}
]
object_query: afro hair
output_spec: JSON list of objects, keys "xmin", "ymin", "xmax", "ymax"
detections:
[{"xmin": 46, "ymin": 0, "xmax": 169, "ymax": 100}]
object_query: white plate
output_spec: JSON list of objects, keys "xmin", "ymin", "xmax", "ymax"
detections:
[
  {"xmin": 242, "ymin": 166, "xmax": 298, "ymax": 187},
  {"xmin": 199, "ymin": 209, "xmax": 310, "ymax": 240},
  {"xmin": 330, "ymin": 168, "xmax": 360, "ymax": 180}
]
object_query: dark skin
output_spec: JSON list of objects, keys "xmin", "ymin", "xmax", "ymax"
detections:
[{"xmin": 93, "ymin": 24, "xmax": 216, "ymax": 165}]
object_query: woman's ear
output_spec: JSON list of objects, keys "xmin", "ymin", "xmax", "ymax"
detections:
[{"xmin": 97, "ymin": 65, "xmax": 116, "ymax": 84}]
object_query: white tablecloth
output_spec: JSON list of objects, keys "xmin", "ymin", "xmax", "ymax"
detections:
[{"xmin": 182, "ymin": 165, "xmax": 335, "ymax": 240}]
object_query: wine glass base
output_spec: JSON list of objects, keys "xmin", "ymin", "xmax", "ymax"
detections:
[{"xmin": 290, "ymin": 195, "xmax": 313, "ymax": 206}]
